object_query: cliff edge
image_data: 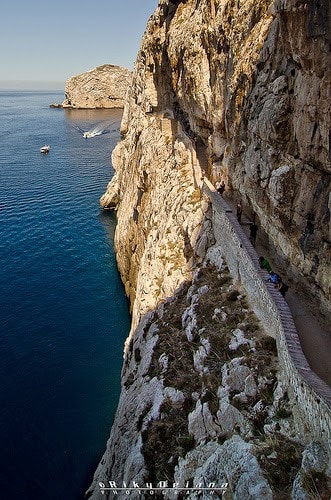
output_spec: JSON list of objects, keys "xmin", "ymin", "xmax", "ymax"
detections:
[{"xmin": 87, "ymin": 0, "xmax": 331, "ymax": 498}]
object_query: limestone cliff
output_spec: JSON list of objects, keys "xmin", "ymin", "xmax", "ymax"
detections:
[
  {"xmin": 62, "ymin": 64, "xmax": 132, "ymax": 108},
  {"xmin": 87, "ymin": 0, "xmax": 331, "ymax": 498},
  {"xmin": 101, "ymin": 0, "xmax": 330, "ymax": 312}
]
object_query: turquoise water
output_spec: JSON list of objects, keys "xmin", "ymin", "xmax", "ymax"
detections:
[{"xmin": 0, "ymin": 91, "xmax": 130, "ymax": 499}]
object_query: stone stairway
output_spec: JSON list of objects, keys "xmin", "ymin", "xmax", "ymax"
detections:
[{"xmin": 195, "ymin": 140, "xmax": 209, "ymax": 177}]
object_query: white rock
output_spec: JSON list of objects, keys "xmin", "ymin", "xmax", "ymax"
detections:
[
  {"xmin": 222, "ymin": 360, "xmax": 252, "ymax": 392},
  {"xmin": 244, "ymin": 374, "xmax": 258, "ymax": 397},
  {"xmin": 301, "ymin": 441, "xmax": 328, "ymax": 474},
  {"xmin": 188, "ymin": 400, "xmax": 221, "ymax": 443},
  {"xmin": 229, "ymin": 328, "xmax": 256, "ymax": 351},
  {"xmin": 158, "ymin": 353, "xmax": 168, "ymax": 373},
  {"xmin": 174, "ymin": 436, "xmax": 272, "ymax": 499},
  {"xmin": 193, "ymin": 338, "xmax": 211, "ymax": 373},
  {"xmin": 163, "ymin": 387, "xmax": 185, "ymax": 406},
  {"xmin": 217, "ymin": 401, "xmax": 245, "ymax": 433}
]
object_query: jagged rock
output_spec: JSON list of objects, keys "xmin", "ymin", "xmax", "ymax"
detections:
[
  {"xmin": 120, "ymin": 434, "xmax": 146, "ymax": 487},
  {"xmin": 222, "ymin": 358, "xmax": 253, "ymax": 393},
  {"xmin": 244, "ymin": 374, "xmax": 258, "ymax": 397},
  {"xmin": 158, "ymin": 353, "xmax": 168, "ymax": 373},
  {"xmin": 99, "ymin": 175, "xmax": 120, "ymax": 209},
  {"xmin": 86, "ymin": 375, "xmax": 163, "ymax": 499},
  {"xmin": 205, "ymin": 246, "xmax": 224, "ymax": 269},
  {"xmin": 301, "ymin": 441, "xmax": 328, "ymax": 474},
  {"xmin": 188, "ymin": 400, "xmax": 221, "ymax": 443},
  {"xmin": 292, "ymin": 441, "xmax": 331, "ymax": 500},
  {"xmin": 170, "ymin": 441, "xmax": 222, "ymax": 499},
  {"xmin": 163, "ymin": 387, "xmax": 185, "ymax": 407},
  {"xmin": 182, "ymin": 304, "xmax": 198, "ymax": 342},
  {"xmin": 291, "ymin": 442, "xmax": 329, "ymax": 500},
  {"xmin": 182, "ymin": 286, "xmax": 209, "ymax": 341},
  {"xmin": 216, "ymin": 400, "xmax": 246, "ymax": 434},
  {"xmin": 233, "ymin": 374, "xmax": 258, "ymax": 404},
  {"xmin": 173, "ymin": 436, "xmax": 272, "ymax": 499},
  {"xmin": 62, "ymin": 64, "xmax": 132, "ymax": 108},
  {"xmin": 219, "ymin": 436, "xmax": 273, "ymax": 499},
  {"xmin": 193, "ymin": 338, "xmax": 210, "ymax": 373},
  {"xmin": 229, "ymin": 328, "xmax": 256, "ymax": 351}
]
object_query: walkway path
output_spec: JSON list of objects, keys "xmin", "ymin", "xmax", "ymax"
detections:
[
  {"xmin": 222, "ymin": 192, "xmax": 331, "ymax": 387},
  {"xmin": 187, "ymin": 130, "xmax": 330, "ymax": 387}
]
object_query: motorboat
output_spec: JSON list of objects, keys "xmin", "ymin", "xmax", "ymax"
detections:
[
  {"xmin": 83, "ymin": 130, "xmax": 102, "ymax": 138},
  {"xmin": 40, "ymin": 145, "xmax": 51, "ymax": 154}
]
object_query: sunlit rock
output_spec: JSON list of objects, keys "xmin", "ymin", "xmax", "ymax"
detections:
[{"xmin": 62, "ymin": 64, "xmax": 132, "ymax": 109}]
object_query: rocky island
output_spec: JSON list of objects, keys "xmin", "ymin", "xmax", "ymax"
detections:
[
  {"xmin": 61, "ymin": 64, "xmax": 132, "ymax": 109},
  {"xmin": 86, "ymin": 0, "xmax": 331, "ymax": 498}
]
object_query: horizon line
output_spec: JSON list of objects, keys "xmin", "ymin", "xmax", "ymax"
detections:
[{"xmin": 0, "ymin": 80, "xmax": 65, "ymax": 91}]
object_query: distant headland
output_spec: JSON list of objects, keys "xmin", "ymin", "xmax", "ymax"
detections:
[{"xmin": 50, "ymin": 64, "xmax": 132, "ymax": 109}]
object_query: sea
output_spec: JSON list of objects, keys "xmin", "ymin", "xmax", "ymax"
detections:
[{"xmin": 0, "ymin": 90, "xmax": 131, "ymax": 499}]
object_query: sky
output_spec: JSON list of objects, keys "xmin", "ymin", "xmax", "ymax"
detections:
[{"xmin": 0, "ymin": 0, "xmax": 158, "ymax": 90}]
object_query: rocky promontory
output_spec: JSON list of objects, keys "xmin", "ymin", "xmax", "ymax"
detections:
[{"xmin": 62, "ymin": 64, "xmax": 132, "ymax": 109}]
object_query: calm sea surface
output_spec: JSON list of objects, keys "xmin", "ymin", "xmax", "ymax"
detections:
[{"xmin": 0, "ymin": 91, "xmax": 130, "ymax": 499}]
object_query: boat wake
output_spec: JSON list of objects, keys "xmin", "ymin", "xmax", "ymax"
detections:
[
  {"xmin": 74, "ymin": 122, "xmax": 115, "ymax": 139},
  {"xmin": 83, "ymin": 125, "xmax": 105, "ymax": 138}
]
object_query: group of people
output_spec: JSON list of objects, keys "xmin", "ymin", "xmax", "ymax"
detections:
[
  {"xmin": 215, "ymin": 180, "xmax": 288, "ymax": 296},
  {"xmin": 259, "ymin": 256, "xmax": 289, "ymax": 297}
]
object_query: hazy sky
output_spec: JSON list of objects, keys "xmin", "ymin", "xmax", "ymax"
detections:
[{"xmin": 0, "ymin": 0, "xmax": 158, "ymax": 90}]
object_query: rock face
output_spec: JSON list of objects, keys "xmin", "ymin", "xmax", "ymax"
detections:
[
  {"xmin": 87, "ymin": 0, "xmax": 331, "ymax": 498},
  {"xmin": 62, "ymin": 64, "xmax": 132, "ymax": 108},
  {"xmin": 100, "ymin": 0, "xmax": 331, "ymax": 312},
  {"xmin": 86, "ymin": 265, "xmax": 282, "ymax": 498},
  {"xmin": 87, "ymin": 263, "xmax": 330, "ymax": 499}
]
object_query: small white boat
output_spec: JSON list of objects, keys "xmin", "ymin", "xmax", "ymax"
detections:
[
  {"xmin": 40, "ymin": 145, "xmax": 51, "ymax": 154},
  {"xmin": 83, "ymin": 130, "xmax": 102, "ymax": 138}
]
